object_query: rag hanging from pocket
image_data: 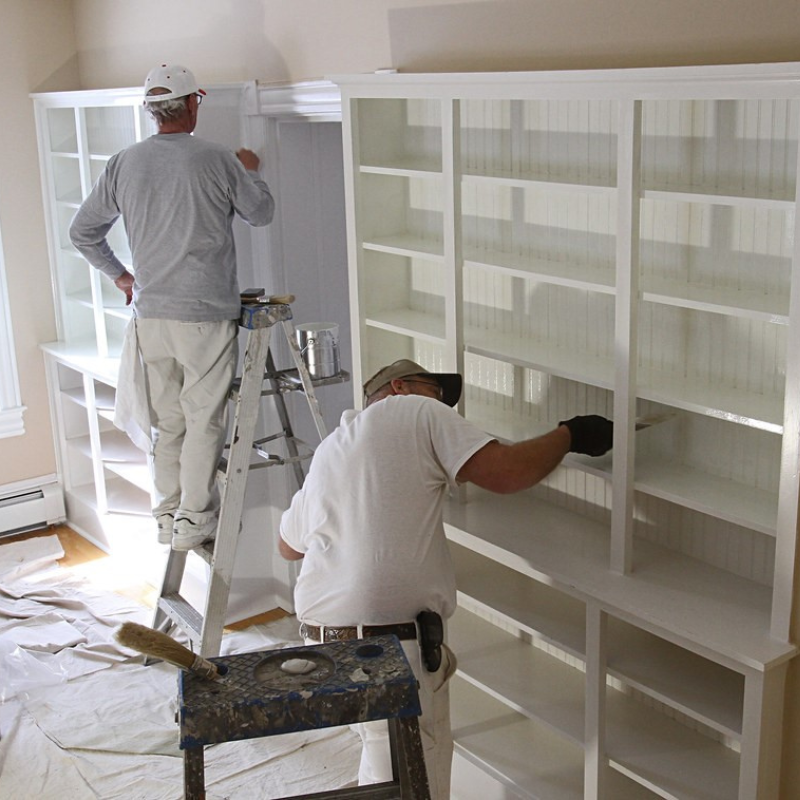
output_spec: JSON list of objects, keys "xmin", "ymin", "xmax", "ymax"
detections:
[{"xmin": 113, "ymin": 318, "xmax": 152, "ymax": 453}]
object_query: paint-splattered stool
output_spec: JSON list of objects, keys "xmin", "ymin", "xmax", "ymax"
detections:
[{"xmin": 177, "ymin": 634, "xmax": 430, "ymax": 799}]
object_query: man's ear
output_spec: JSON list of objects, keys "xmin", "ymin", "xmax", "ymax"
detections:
[{"xmin": 390, "ymin": 378, "xmax": 407, "ymax": 396}]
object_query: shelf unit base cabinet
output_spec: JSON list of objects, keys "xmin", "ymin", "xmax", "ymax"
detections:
[
  {"xmin": 334, "ymin": 63, "xmax": 800, "ymax": 800},
  {"xmin": 448, "ymin": 529, "xmax": 790, "ymax": 800}
]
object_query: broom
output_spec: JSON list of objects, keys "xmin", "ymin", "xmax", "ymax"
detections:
[{"xmin": 115, "ymin": 621, "xmax": 228, "ymax": 680}]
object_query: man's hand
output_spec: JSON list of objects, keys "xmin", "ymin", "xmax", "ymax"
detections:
[
  {"xmin": 114, "ymin": 270, "xmax": 134, "ymax": 306},
  {"xmin": 236, "ymin": 148, "xmax": 260, "ymax": 171},
  {"xmin": 558, "ymin": 415, "xmax": 613, "ymax": 457}
]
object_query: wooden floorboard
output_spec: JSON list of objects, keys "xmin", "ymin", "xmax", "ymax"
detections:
[{"xmin": 0, "ymin": 523, "xmax": 290, "ymax": 630}]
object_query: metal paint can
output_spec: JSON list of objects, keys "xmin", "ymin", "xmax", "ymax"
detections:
[{"xmin": 296, "ymin": 323, "xmax": 340, "ymax": 379}]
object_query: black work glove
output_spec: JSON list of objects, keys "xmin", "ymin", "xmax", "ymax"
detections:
[{"xmin": 558, "ymin": 415, "xmax": 613, "ymax": 457}]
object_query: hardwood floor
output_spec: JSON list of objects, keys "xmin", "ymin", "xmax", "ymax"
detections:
[{"xmin": 0, "ymin": 523, "xmax": 289, "ymax": 630}]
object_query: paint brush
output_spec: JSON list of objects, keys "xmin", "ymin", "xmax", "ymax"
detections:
[{"xmin": 114, "ymin": 621, "xmax": 228, "ymax": 680}]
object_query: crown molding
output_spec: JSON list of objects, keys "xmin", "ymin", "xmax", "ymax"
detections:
[{"xmin": 251, "ymin": 80, "xmax": 341, "ymax": 121}]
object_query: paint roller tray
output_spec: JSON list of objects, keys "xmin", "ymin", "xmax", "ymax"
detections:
[{"xmin": 178, "ymin": 635, "xmax": 421, "ymax": 747}]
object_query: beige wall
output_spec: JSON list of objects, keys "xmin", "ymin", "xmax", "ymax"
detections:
[
  {"xmin": 0, "ymin": 0, "xmax": 79, "ymax": 486},
  {"xmin": 71, "ymin": 0, "xmax": 800, "ymax": 88},
  {"xmin": 4, "ymin": 0, "xmax": 800, "ymax": 795}
]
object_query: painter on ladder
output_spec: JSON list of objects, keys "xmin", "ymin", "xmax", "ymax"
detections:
[
  {"xmin": 278, "ymin": 358, "xmax": 614, "ymax": 799},
  {"xmin": 69, "ymin": 63, "xmax": 274, "ymax": 551}
]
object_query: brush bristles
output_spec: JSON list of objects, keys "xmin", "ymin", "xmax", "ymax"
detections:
[{"xmin": 115, "ymin": 621, "xmax": 199, "ymax": 670}]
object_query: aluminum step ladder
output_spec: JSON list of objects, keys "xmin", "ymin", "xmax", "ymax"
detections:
[{"xmin": 151, "ymin": 300, "xmax": 345, "ymax": 657}]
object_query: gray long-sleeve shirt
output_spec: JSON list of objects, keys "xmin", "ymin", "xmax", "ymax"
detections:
[{"xmin": 69, "ymin": 133, "xmax": 274, "ymax": 321}]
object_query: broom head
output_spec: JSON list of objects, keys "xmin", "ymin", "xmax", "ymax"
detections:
[{"xmin": 116, "ymin": 621, "xmax": 203, "ymax": 671}]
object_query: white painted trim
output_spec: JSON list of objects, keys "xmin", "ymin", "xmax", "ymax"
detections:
[
  {"xmin": 330, "ymin": 61, "xmax": 800, "ymax": 99},
  {"xmin": 0, "ymin": 225, "xmax": 25, "ymax": 438},
  {"xmin": 0, "ymin": 474, "xmax": 66, "ymax": 533},
  {"xmin": 29, "ymin": 82, "xmax": 248, "ymax": 107},
  {"xmin": 255, "ymin": 80, "xmax": 341, "ymax": 121},
  {"xmin": 30, "ymin": 79, "xmax": 342, "ymax": 122},
  {"xmin": 0, "ymin": 408, "xmax": 25, "ymax": 439},
  {"xmin": 0, "ymin": 474, "xmax": 58, "ymax": 495}
]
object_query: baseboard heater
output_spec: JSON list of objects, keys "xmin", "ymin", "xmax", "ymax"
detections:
[{"xmin": 0, "ymin": 482, "xmax": 66, "ymax": 537}]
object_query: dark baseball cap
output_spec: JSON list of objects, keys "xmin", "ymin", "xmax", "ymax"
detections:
[{"xmin": 363, "ymin": 359, "xmax": 462, "ymax": 407}]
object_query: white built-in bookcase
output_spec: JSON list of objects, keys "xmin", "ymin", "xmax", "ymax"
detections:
[
  {"xmin": 333, "ymin": 63, "xmax": 800, "ymax": 800},
  {"xmin": 31, "ymin": 85, "xmax": 294, "ymax": 619},
  {"xmin": 33, "ymin": 80, "xmax": 351, "ymax": 623},
  {"xmin": 33, "ymin": 86, "xmax": 257, "ymax": 545},
  {"xmin": 36, "ymin": 92, "xmax": 155, "ymax": 359},
  {"xmin": 33, "ymin": 88, "xmax": 163, "ymax": 554}
]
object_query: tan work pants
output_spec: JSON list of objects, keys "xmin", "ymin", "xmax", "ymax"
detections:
[
  {"xmin": 136, "ymin": 318, "xmax": 238, "ymax": 524},
  {"xmin": 355, "ymin": 640, "xmax": 456, "ymax": 800}
]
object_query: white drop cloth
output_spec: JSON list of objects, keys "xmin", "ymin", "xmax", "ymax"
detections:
[{"xmin": 0, "ymin": 535, "xmax": 360, "ymax": 799}]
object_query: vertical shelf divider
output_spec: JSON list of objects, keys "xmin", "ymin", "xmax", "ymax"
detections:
[
  {"xmin": 74, "ymin": 106, "xmax": 109, "ymax": 357},
  {"xmin": 772, "ymin": 115, "xmax": 800, "ymax": 639},
  {"xmin": 610, "ymin": 99, "xmax": 642, "ymax": 575},
  {"xmin": 82, "ymin": 372, "xmax": 108, "ymax": 514},
  {"xmin": 584, "ymin": 602, "xmax": 608, "ymax": 800},
  {"xmin": 509, "ymin": 100, "xmax": 527, "ymax": 417},
  {"xmin": 445, "ymin": 98, "xmax": 470, "ymax": 504},
  {"xmin": 739, "ymin": 664, "xmax": 789, "ymax": 799},
  {"xmin": 444, "ymin": 98, "xmax": 463, "ymax": 378},
  {"xmin": 75, "ymin": 107, "xmax": 91, "ymax": 197},
  {"xmin": 341, "ymin": 94, "xmax": 367, "ymax": 403}
]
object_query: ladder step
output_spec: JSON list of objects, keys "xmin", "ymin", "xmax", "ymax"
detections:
[
  {"xmin": 218, "ymin": 436, "xmax": 314, "ymax": 473},
  {"xmin": 268, "ymin": 368, "xmax": 351, "ymax": 393},
  {"xmin": 253, "ymin": 435, "xmax": 314, "ymax": 467},
  {"xmin": 250, "ymin": 453, "xmax": 314, "ymax": 469},
  {"xmin": 158, "ymin": 593, "xmax": 203, "ymax": 642},
  {"xmin": 229, "ymin": 368, "xmax": 350, "ymax": 401}
]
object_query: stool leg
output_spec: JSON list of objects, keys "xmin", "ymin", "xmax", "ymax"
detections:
[
  {"xmin": 184, "ymin": 745, "xmax": 206, "ymax": 800},
  {"xmin": 388, "ymin": 716, "xmax": 431, "ymax": 800}
]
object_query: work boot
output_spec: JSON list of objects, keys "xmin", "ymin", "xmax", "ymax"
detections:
[
  {"xmin": 171, "ymin": 514, "xmax": 217, "ymax": 551},
  {"xmin": 156, "ymin": 513, "xmax": 175, "ymax": 545}
]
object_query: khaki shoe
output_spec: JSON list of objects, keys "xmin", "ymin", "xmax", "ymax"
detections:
[
  {"xmin": 156, "ymin": 513, "xmax": 175, "ymax": 545},
  {"xmin": 171, "ymin": 515, "xmax": 217, "ymax": 551}
]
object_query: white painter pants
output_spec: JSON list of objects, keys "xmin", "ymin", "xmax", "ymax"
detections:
[
  {"xmin": 136, "ymin": 318, "xmax": 238, "ymax": 524},
  {"xmin": 355, "ymin": 641, "xmax": 456, "ymax": 800}
]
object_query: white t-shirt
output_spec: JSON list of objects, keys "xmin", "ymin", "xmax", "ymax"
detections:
[{"xmin": 280, "ymin": 395, "xmax": 494, "ymax": 625}]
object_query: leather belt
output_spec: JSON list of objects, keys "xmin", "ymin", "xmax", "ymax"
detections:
[{"xmin": 300, "ymin": 621, "xmax": 418, "ymax": 643}]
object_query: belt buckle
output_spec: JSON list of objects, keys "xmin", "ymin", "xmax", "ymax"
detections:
[
  {"xmin": 300, "ymin": 622, "xmax": 324, "ymax": 642},
  {"xmin": 326, "ymin": 625, "xmax": 357, "ymax": 642}
]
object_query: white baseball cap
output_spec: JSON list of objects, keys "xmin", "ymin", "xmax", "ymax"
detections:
[{"xmin": 143, "ymin": 64, "xmax": 206, "ymax": 103}]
